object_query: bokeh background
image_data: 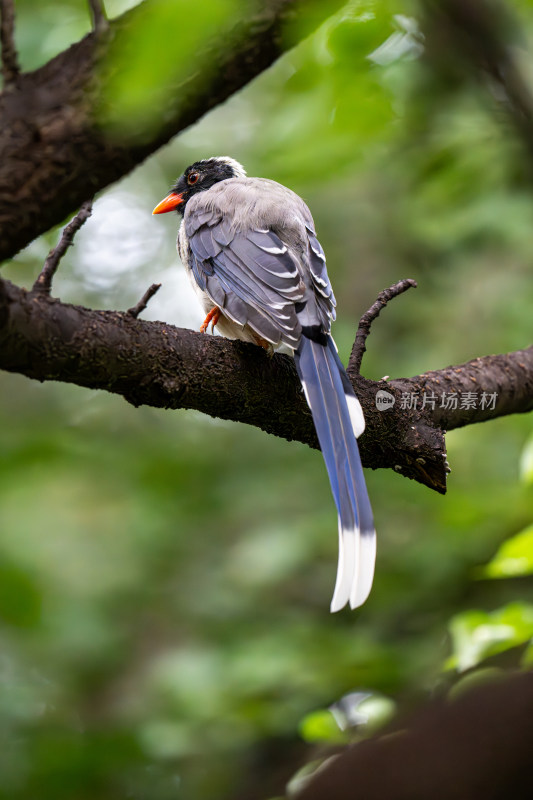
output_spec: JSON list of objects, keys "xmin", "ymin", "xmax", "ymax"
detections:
[{"xmin": 0, "ymin": 1, "xmax": 532, "ymax": 798}]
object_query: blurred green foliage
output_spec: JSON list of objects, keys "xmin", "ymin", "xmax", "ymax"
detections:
[
  {"xmin": 99, "ymin": 0, "xmax": 241, "ymax": 140},
  {"xmin": 1, "ymin": 0, "xmax": 533, "ymax": 798},
  {"xmin": 446, "ymin": 603, "xmax": 533, "ymax": 672},
  {"xmin": 481, "ymin": 524, "xmax": 533, "ymax": 578}
]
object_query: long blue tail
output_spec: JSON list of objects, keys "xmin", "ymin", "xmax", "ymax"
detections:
[{"xmin": 294, "ymin": 335, "xmax": 376, "ymax": 612}]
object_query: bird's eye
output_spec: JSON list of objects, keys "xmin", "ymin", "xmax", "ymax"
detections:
[{"xmin": 187, "ymin": 172, "xmax": 199, "ymax": 186}]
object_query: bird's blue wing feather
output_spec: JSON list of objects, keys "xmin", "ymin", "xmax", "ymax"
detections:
[{"xmin": 186, "ymin": 215, "xmax": 305, "ymax": 347}]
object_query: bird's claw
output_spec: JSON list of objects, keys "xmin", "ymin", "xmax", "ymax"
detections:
[{"xmin": 200, "ymin": 306, "xmax": 221, "ymax": 334}]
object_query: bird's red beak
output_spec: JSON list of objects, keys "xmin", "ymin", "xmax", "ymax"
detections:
[{"xmin": 152, "ymin": 192, "xmax": 184, "ymax": 214}]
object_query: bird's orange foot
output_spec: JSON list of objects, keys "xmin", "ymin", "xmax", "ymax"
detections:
[
  {"xmin": 200, "ymin": 306, "xmax": 221, "ymax": 334},
  {"xmin": 252, "ymin": 334, "xmax": 273, "ymax": 353}
]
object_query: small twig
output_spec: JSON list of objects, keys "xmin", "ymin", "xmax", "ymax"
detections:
[
  {"xmin": 127, "ymin": 283, "xmax": 161, "ymax": 318},
  {"xmin": 348, "ymin": 279, "xmax": 417, "ymax": 375},
  {"xmin": 0, "ymin": 0, "xmax": 20, "ymax": 86},
  {"xmin": 32, "ymin": 200, "xmax": 93, "ymax": 295},
  {"xmin": 87, "ymin": 0, "xmax": 108, "ymax": 33}
]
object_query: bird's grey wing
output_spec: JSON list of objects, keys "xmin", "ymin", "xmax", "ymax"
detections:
[
  {"xmin": 185, "ymin": 208, "xmax": 306, "ymax": 348},
  {"xmin": 306, "ymin": 226, "xmax": 336, "ymax": 316}
]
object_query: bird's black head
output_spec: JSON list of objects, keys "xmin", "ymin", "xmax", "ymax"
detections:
[{"xmin": 152, "ymin": 157, "xmax": 246, "ymax": 216}]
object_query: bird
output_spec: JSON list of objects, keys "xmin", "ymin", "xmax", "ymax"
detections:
[{"xmin": 153, "ymin": 156, "xmax": 376, "ymax": 611}]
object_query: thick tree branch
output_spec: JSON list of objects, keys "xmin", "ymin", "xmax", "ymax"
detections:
[
  {"xmin": 390, "ymin": 349, "xmax": 533, "ymax": 430},
  {"xmin": 0, "ymin": 276, "xmax": 443, "ymax": 491},
  {"xmin": 1, "ymin": 277, "xmax": 531, "ymax": 494},
  {"xmin": 0, "ymin": 0, "xmax": 19, "ymax": 86},
  {"xmin": 0, "ymin": 0, "xmax": 344, "ymax": 263}
]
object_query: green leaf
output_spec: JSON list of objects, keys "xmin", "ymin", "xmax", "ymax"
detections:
[
  {"xmin": 446, "ymin": 603, "xmax": 533, "ymax": 672},
  {"xmin": 298, "ymin": 709, "xmax": 347, "ymax": 744},
  {"xmin": 357, "ymin": 694, "xmax": 396, "ymax": 732},
  {"xmin": 480, "ymin": 524, "xmax": 533, "ymax": 579}
]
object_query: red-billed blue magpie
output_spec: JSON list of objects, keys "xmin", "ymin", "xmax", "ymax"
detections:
[{"xmin": 153, "ymin": 157, "xmax": 376, "ymax": 611}]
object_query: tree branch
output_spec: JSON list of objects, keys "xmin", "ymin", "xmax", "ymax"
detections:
[
  {"xmin": 390, "ymin": 348, "xmax": 533, "ymax": 431},
  {"xmin": 32, "ymin": 200, "xmax": 93, "ymax": 295},
  {"xmin": 87, "ymin": 0, "xmax": 108, "ymax": 34},
  {"xmin": 0, "ymin": 0, "xmax": 344, "ymax": 263},
  {"xmin": 127, "ymin": 282, "xmax": 161, "ymax": 318},
  {"xmin": 349, "ymin": 279, "xmax": 417, "ymax": 375},
  {"xmin": 1, "ymin": 277, "xmax": 531, "ymax": 494},
  {"xmin": 0, "ymin": 0, "xmax": 19, "ymax": 86}
]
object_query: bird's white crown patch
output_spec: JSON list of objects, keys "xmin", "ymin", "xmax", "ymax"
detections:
[{"xmin": 209, "ymin": 156, "xmax": 247, "ymax": 179}]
